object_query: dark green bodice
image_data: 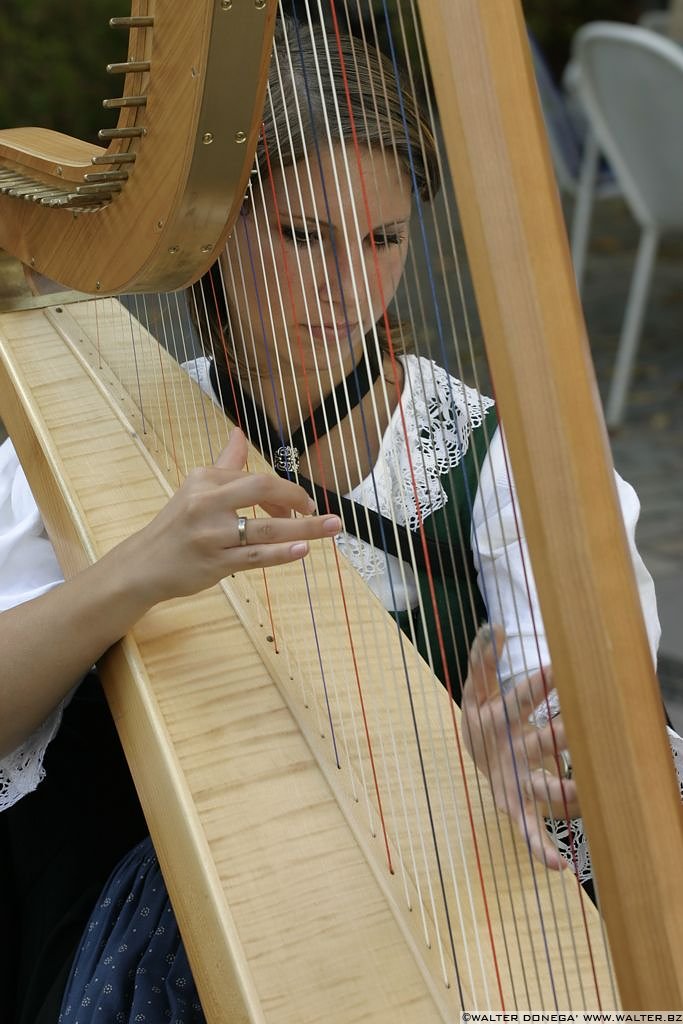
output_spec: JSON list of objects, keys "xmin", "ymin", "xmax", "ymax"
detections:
[{"xmin": 393, "ymin": 409, "xmax": 495, "ymax": 704}]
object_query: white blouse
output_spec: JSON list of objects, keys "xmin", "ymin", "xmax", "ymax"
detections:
[
  {"xmin": 1, "ymin": 355, "xmax": 679, "ymax": 875},
  {"xmin": 0, "ymin": 438, "xmax": 68, "ymax": 809}
]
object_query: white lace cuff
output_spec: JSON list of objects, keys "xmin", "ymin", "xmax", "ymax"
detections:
[{"xmin": 0, "ymin": 696, "xmax": 71, "ymax": 811}]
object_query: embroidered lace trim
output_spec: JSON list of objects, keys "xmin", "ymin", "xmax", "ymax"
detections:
[
  {"xmin": 0, "ymin": 698, "xmax": 68, "ymax": 811},
  {"xmin": 549, "ymin": 722, "xmax": 683, "ymax": 883},
  {"xmin": 335, "ymin": 354, "xmax": 494, "ymax": 579}
]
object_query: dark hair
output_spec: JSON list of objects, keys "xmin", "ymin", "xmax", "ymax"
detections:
[
  {"xmin": 262, "ymin": 17, "xmax": 439, "ymax": 201},
  {"xmin": 191, "ymin": 17, "xmax": 440, "ymax": 363}
]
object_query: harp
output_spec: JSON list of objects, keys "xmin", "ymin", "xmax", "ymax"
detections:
[{"xmin": 1, "ymin": 0, "xmax": 682, "ymax": 1017}]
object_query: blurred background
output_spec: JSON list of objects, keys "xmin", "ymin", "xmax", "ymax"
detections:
[
  {"xmin": 0, "ymin": 1, "xmax": 668, "ymax": 141},
  {"xmin": 0, "ymin": 0, "xmax": 681, "ymax": 725}
]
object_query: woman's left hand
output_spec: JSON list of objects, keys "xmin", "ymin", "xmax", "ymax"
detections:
[{"xmin": 461, "ymin": 624, "xmax": 580, "ymax": 870}]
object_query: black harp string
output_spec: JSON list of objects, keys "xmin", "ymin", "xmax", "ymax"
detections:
[
  {"xmin": 192, "ymin": 6, "xmax": 544, "ymax": 999},
  {"xmin": 385, "ymin": 0, "xmax": 609, "ymax": 987},
  {"xmin": 296, "ymin": 0, "xmax": 606, "ymax": 999},
  {"xmin": 321, "ymin": 0, "xmax": 573, "ymax": 991},
  {"xmin": 84, "ymin": 4, "xmax": 592, "ymax": 997},
  {"xmin": 237, "ymin": 0, "xmax": 536, "ymax": 991},
  {"xmin": 386, "ymin": 0, "xmax": 613, "ymax": 992},
  {"xmin": 92, "ymin": 0, "xmax": 614, "ymax": 1005},
  {"xmin": 220, "ymin": 6, "xmax": 491, "ymax": 983}
]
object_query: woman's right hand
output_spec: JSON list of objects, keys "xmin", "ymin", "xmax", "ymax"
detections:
[
  {"xmin": 121, "ymin": 427, "xmax": 341, "ymax": 605},
  {"xmin": 0, "ymin": 428, "xmax": 341, "ymax": 758}
]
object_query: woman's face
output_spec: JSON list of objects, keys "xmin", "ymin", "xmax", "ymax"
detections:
[{"xmin": 224, "ymin": 143, "xmax": 412, "ymax": 384}]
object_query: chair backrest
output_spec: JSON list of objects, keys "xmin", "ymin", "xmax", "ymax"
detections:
[
  {"xmin": 572, "ymin": 21, "xmax": 683, "ymax": 229},
  {"xmin": 528, "ymin": 32, "xmax": 585, "ymax": 192},
  {"xmin": 529, "ymin": 31, "xmax": 618, "ymax": 202}
]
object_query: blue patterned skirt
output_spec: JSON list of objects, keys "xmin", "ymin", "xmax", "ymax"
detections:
[{"xmin": 58, "ymin": 837, "xmax": 206, "ymax": 1023}]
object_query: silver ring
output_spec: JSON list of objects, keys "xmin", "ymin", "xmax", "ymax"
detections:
[
  {"xmin": 237, "ymin": 515, "xmax": 248, "ymax": 547},
  {"xmin": 559, "ymin": 749, "xmax": 572, "ymax": 781}
]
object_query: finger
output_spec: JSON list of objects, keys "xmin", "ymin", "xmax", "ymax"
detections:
[
  {"xmin": 214, "ymin": 427, "xmax": 248, "ymax": 471},
  {"xmin": 525, "ymin": 770, "xmax": 580, "ymax": 819},
  {"xmin": 504, "ymin": 666, "xmax": 555, "ymax": 722},
  {"xmin": 224, "ymin": 473, "xmax": 318, "ymax": 518},
  {"xmin": 231, "ymin": 513, "xmax": 341, "ymax": 549},
  {"xmin": 465, "ymin": 623, "xmax": 506, "ymax": 707},
  {"xmin": 224, "ymin": 538, "xmax": 316, "ymax": 570},
  {"xmin": 533, "ymin": 719, "xmax": 569, "ymax": 761},
  {"xmin": 510, "ymin": 797, "xmax": 570, "ymax": 872}
]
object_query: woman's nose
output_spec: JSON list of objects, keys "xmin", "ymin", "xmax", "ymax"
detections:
[{"xmin": 316, "ymin": 242, "xmax": 361, "ymax": 306}]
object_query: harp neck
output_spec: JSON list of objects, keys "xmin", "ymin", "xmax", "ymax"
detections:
[{"xmin": 0, "ymin": 0, "xmax": 278, "ymax": 293}]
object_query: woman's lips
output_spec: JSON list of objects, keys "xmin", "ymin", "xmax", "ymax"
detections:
[{"xmin": 308, "ymin": 322, "xmax": 357, "ymax": 340}]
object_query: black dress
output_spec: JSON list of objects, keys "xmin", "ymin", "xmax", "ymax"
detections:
[{"xmin": 0, "ymin": 672, "xmax": 204, "ymax": 1024}]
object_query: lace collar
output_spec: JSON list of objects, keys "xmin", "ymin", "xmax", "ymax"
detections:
[
  {"xmin": 347, "ymin": 353, "xmax": 494, "ymax": 530},
  {"xmin": 185, "ymin": 353, "xmax": 494, "ymax": 533}
]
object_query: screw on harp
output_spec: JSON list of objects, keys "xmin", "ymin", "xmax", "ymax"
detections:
[
  {"xmin": 91, "ymin": 152, "xmax": 136, "ymax": 166},
  {"xmin": 106, "ymin": 60, "xmax": 151, "ymax": 75},
  {"xmin": 103, "ymin": 96, "xmax": 147, "ymax": 110},
  {"xmin": 98, "ymin": 127, "xmax": 145, "ymax": 141},
  {"xmin": 109, "ymin": 16, "xmax": 154, "ymax": 28},
  {"xmin": 76, "ymin": 182, "xmax": 122, "ymax": 196},
  {"xmin": 83, "ymin": 170, "xmax": 129, "ymax": 184}
]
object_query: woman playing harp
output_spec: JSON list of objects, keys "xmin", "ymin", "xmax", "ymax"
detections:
[{"xmin": 0, "ymin": 9, "xmax": 680, "ymax": 1023}]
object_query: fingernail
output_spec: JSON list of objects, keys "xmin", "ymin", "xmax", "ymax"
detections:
[
  {"xmin": 307, "ymin": 497, "xmax": 317, "ymax": 514},
  {"xmin": 476, "ymin": 622, "xmax": 493, "ymax": 651},
  {"xmin": 290, "ymin": 542, "xmax": 309, "ymax": 558},
  {"xmin": 324, "ymin": 515, "xmax": 342, "ymax": 534}
]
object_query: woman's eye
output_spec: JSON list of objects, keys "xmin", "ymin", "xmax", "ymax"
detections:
[
  {"xmin": 371, "ymin": 232, "xmax": 405, "ymax": 248},
  {"xmin": 282, "ymin": 225, "xmax": 313, "ymax": 247}
]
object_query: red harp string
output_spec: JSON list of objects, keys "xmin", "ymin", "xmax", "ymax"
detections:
[{"xmin": 187, "ymin": 1, "xmax": 611, "ymax": 1007}]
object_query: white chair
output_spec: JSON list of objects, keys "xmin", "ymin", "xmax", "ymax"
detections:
[
  {"xmin": 529, "ymin": 34, "xmax": 620, "ymax": 291},
  {"xmin": 572, "ymin": 21, "xmax": 683, "ymax": 428}
]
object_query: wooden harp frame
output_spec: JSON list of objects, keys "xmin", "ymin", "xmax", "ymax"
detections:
[
  {"xmin": 0, "ymin": 0, "xmax": 275, "ymax": 293},
  {"xmin": 1, "ymin": 0, "xmax": 682, "ymax": 1016}
]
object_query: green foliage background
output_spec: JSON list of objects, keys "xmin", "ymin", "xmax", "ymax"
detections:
[
  {"xmin": 0, "ymin": 1, "xmax": 665, "ymax": 139},
  {"xmin": 0, "ymin": 0, "xmax": 129, "ymax": 141}
]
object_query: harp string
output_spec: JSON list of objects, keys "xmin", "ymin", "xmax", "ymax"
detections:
[
  {"xmin": 345, "ymin": 3, "xmax": 589, "ymax": 998},
  {"xmin": 369, "ymin": 0, "xmax": 596, "ymax": 918},
  {"xmin": 252, "ymin": 16, "xmax": 417, "ymax": 859},
  {"xmin": 315, "ymin": 1, "xmax": 520, "ymax": 995},
  {"xmin": 391, "ymin": 1, "xmax": 613, "ymax": 997},
  {"xmin": 245, "ymin": 112, "xmax": 401, "ymax": 872},
  {"xmin": 73, "ymin": 4, "xmax": 614, "ymax": 1003},
  {"xmin": 222, "ymin": 12, "xmax": 483, "ymax": 978},
  {"xmin": 294, "ymin": 0, "xmax": 610, "ymax": 999},
  {"xmin": 254, "ymin": 0, "xmax": 528, "ymax": 991},
  {"xmin": 216, "ymin": 8, "xmax": 536, "ymax": 999}
]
